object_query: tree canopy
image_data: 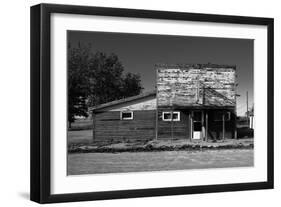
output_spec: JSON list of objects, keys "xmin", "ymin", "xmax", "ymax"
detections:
[{"xmin": 68, "ymin": 43, "xmax": 143, "ymax": 127}]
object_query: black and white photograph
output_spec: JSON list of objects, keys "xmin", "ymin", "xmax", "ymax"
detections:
[
  {"xmin": 28, "ymin": 2, "xmax": 274, "ymax": 204},
  {"xmin": 67, "ymin": 31, "xmax": 254, "ymax": 175}
]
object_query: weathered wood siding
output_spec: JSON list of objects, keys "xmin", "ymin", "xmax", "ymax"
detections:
[
  {"xmin": 157, "ymin": 109, "xmax": 190, "ymax": 139},
  {"xmin": 107, "ymin": 96, "xmax": 156, "ymax": 111},
  {"xmin": 157, "ymin": 109, "xmax": 235, "ymax": 140},
  {"xmin": 94, "ymin": 110, "xmax": 156, "ymax": 141},
  {"xmin": 157, "ymin": 65, "xmax": 236, "ymax": 107},
  {"xmin": 206, "ymin": 109, "xmax": 236, "ymax": 139}
]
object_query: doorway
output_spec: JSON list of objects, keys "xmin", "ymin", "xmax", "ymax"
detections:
[{"xmin": 191, "ymin": 111, "xmax": 205, "ymax": 140}]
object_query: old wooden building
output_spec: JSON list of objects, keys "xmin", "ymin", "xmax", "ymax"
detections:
[{"xmin": 91, "ymin": 63, "xmax": 237, "ymax": 142}]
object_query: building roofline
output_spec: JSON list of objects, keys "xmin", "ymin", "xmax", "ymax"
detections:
[
  {"xmin": 89, "ymin": 90, "xmax": 156, "ymax": 112},
  {"xmin": 155, "ymin": 63, "xmax": 236, "ymax": 70}
]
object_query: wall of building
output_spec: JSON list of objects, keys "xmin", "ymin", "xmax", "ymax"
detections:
[
  {"xmin": 206, "ymin": 109, "xmax": 236, "ymax": 140},
  {"xmin": 94, "ymin": 108, "xmax": 236, "ymax": 141},
  {"xmin": 157, "ymin": 66, "xmax": 236, "ymax": 107},
  {"xmin": 157, "ymin": 109, "xmax": 190, "ymax": 139},
  {"xmin": 94, "ymin": 110, "xmax": 156, "ymax": 141},
  {"xmin": 157, "ymin": 108, "xmax": 236, "ymax": 140}
]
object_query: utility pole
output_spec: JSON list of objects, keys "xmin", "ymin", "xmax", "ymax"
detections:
[
  {"xmin": 171, "ymin": 89, "xmax": 175, "ymax": 142},
  {"xmin": 246, "ymin": 91, "xmax": 249, "ymax": 126}
]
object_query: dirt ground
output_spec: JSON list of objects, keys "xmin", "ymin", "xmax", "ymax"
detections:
[
  {"xmin": 67, "ymin": 130, "xmax": 253, "ymax": 146},
  {"xmin": 67, "ymin": 149, "xmax": 254, "ymax": 175}
]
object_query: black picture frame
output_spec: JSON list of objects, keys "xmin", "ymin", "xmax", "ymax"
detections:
[{"xmin": 30, "ymin": 3, "xmax": 274, "ymax": 204}]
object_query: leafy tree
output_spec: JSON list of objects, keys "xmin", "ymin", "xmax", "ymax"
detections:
[
  {"xmin": 68, "ymin": 44, "xmax": 143, "ymax": 128},
  {"xmin": 68, "ymin": 43, "xmax": 92, "ymax": 128},
  {"xmin": 121, "ymin": 72, "xmax": 143, "ymax": 98},
  {"xmin": 87, "ymin": 52, "xmax": 125, "ymax": 106}
]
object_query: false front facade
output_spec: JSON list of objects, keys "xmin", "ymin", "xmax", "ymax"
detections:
[{"xmin": 91, "ymin": 64, "xmax": 237, "ymax": 142}]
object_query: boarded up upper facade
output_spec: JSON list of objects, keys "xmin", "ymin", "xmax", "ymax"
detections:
[
  {"xmin": 91, "ymin": 63, "xmax": 237, "ymax": 142},
  {"xmin": 157, "ymin": 64, "xmax": 236, "ymax": 108}
]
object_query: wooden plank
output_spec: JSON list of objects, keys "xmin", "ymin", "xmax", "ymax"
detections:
[
  {"xmin": 201, "ymin": 110, "xmax": 204, "ymax": 140},
  {"xmin": 206, "ymin": 112, "xmax": 208, "ymax": 142},
  {"xmin": 156, "ymin": 70, "xmax": 159, "ymax": 141},
  {"xmin": 109, "ymin": 97, "xmax": 156, "ymax": 111},
  {"xmin": 222, "ymin": 113, "xmax": 225, "ymax": 141},
  {"xmin": 157, "ymin": 109, "xmax": 190, "ymax": 140},
  {"xmin": 155, "ymin": 107, "xmax": 158, "ymax": 140},
  {"xmin": 171, "ymin": 109, "xmax": 174, "ymax": 141},
  {"xmin": 191, "ymin": 111, "xmax": 193, "ymax": 140},
  {"xmin": 92, "ymin": 112, "xmax": 96, "ymax": 142},
  {"xmin": 234, "ymin": 112, "xmax": 238, "ymax": 139},
  {"xmin": 94, "ymin": 110, "xmax": 156, "ymax": 141},
  {"xmin": 188, "ymin": 113, "xmax": 191, "ymax": 142},
  {"xmin": 156, "ymin": 66, "xmax": 236, "ymax": 108}
]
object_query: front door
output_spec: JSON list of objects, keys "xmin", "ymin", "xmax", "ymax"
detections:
[{"xmin": 191, "ymin": 111, "xmax": 204, "ymax": 140}]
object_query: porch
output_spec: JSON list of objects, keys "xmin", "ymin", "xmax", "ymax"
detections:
[{"xmin": 157, "ymin": 107, "xmax": 237, "ymax": 141}]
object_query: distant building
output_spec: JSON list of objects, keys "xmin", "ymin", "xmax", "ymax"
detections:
[
  {"xmin": 247, "ymin": 110, "xmax": 254, "ymax": 129},
  {"xmin": 90, "ymin": 63, "xmax": 237, "ymax": 142}
]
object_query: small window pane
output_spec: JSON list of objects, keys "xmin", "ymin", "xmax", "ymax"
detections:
[
  {"xmin": 194, "ymin": 122, "xmax": 202, "ymax": 131},
  {"xmin": 163, "ymin": 112, "xmax": 180, "ymax": 121},
  {"xmin": 163, "ymin": 113, "xmax": 171, "ymax": 120},
  {"xmin": 121, "ymin": 112, "xmax": 133, "ymax": 120},
  {"xmin": 172, "ymin": 113, "xmax": 178, "ymax": 120}
]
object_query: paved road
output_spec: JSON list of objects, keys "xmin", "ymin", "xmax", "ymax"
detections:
[{"xmin": 67, "ymin": 149, "xmax": 253, "ymax": 175}]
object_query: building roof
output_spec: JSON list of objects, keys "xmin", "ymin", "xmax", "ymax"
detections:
[
  {"xmin": 90, "ymin": 90, "xmax": 156, "ymax": 112},
  {"xmin": 155, "ymin": 63, "xmax": 236, "ymax": 70}
]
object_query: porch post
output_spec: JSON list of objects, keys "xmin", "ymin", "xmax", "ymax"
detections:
[
  {"xmin": 234, "ymin": 112, "xmax": 237, "ymax": 139},
  {"xmin": 206, "ymin": 112, "xmax": 208, "ymax": 142},
  {"xmin": 155, "ymin": 108, "xmax": 158, "ymax": 140},
  {"xmin": 201, "ymin": 110, "xmax": 205, "ymax": 141},
  {"xmin": 171, "ymin": 108, "xmax": 174, "ymax": 141},
  {"xmin": 222, "ymin": 113, "xmax": 225, "ymax": 141},
  {"xmin": 190, "ymin": 111, "xmax": 193, "ymax": 141},
  {"xmin": 92, "ymin": 111, "xmax": 96, "ymax": 142}
]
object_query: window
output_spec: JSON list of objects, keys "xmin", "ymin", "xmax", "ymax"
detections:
[
  {"xmin": 192, "ymin": 111, "xmax": 202, "ymax": 131},
  {"xmin": 120, "ymin": 111, "xmax": 133, "ymax": 120},
  {"xmin": 162, "ymin": 111, "xmax": 180, "ymax": 121},
  {"xmin": 193, "ymin": 122, "xmax": 202, "ymax": 131},
  {"xmin": 214, "ymin": 112, "xmax": 231, "ymax": 121}
]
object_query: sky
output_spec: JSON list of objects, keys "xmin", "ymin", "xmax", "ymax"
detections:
[{"xmin": 68, "ymin": 31, "xmax": 254, "ymax": 116}]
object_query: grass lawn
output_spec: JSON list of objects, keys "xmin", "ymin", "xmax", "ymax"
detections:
[
  {"xmin": 68, "ymin": 130, "xmax": 93, "ymax": 144},
  {"xmin": 67, "ymin": 149, "xmax": 254, "ymax": 175}
]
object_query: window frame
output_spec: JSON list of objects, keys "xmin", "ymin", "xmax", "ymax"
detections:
[
  {"xmin": 162, "ymin": 111, "xmax": 180, "ymax": 121},
  {"xmin": 120, "ymin": 111, "xmax": 134, "ymax": 120}
]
